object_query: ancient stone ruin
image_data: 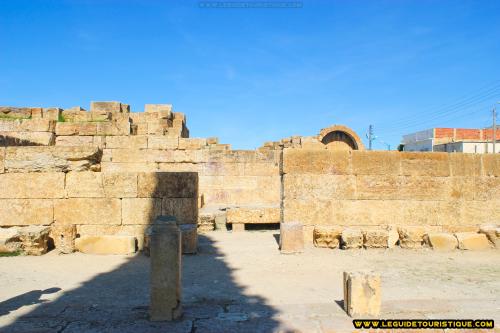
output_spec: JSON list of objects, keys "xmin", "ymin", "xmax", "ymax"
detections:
[{"xmin": 0, "ymin": 101, "xmax": 499, "ymax": 255}]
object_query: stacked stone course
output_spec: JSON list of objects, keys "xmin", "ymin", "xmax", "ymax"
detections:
[{"xmin": 0, "ymin": 101, "xmax": 499, "ymax": 254}]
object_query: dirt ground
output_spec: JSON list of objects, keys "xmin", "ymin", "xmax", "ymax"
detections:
[{"xmin": 0, "ymin": 230, "xmax": 499, "ymax": 333}]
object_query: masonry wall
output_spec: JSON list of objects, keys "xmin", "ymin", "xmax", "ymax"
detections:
[
  {"xmin": 0, "ymin": 146, "xmax": 198, "ymax": 249},
  {"xmin": 282, "ymin": 149, "xmax": 500, "ymax": 234}
]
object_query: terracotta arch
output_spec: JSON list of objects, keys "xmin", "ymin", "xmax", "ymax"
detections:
[{"xmin": 318, "ymin": 125, "xmax": 365, "ymax": 151}]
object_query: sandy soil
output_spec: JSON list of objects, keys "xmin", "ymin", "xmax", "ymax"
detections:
[{"xmin": 0, "ymin": 231, "xmax": 499, "ymax": 332}]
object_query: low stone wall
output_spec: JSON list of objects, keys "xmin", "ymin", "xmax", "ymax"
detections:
[
  {"xmin": 282, "ymin": 149, "xmax": 500, "ymax": 240},
  {"xmin": 0, "ymin": 146, "xmax": 198, "ymax": 252}
]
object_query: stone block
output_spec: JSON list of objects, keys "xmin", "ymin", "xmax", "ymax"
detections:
[
  {"xmin": 425, "ymin": 233, "xmax": 457, "ymax": 251},
  {"xmin": 482, "ymin": 154, "xmax": 500, "ymax": 176},
  {"xmin": 449, "ymin": 153, "xmax": 481, "ymax": 177},
  {"xmin": 90, "ymin": 101, "xmax": 122, "ymax": 113},
  {"xmin": 479, "ymin": 223, "xmax": 500, "ymax": 248},
  {"xmin": 148, "ymin": 136, "xmax": 179, "ymax": 149},
  {"xmin": 178, "ymin": 138, "xmax": 207, "ymax": 150},
  {"xmin": 0, "ymin": 173, "xmax": 65, "ymax": 199},
  {"xmin": 179, "ymin": 224, "xmax": 197, "ymax": 254},
  {"xmin": 284, "ymin": 174, "xmax": 356, "ymax": 200},
  {"xmin": 75, "ymin": 236, "xmax": 136, "ymax": 254},
  {"xmin": 0, "ymin": 199, "xmax": 54, "ymax": 226},
  {"xmin": 145, "ymin": 103, "xmax": 172, "ymax": 114},
  {"xmin": 55, "ymin": 136, "xmax": 95, "ymax": 147},
  {"xmin": 105, "ymin": 136, "xmax": 148, "ymax": 149},
  {"xmin": 102, "ymin": 172, "xmax": 138, "ymax": 198},
  {"xmin": 226, "ymin": 206, "xmax": 280, "ymax": 224},
  {"xmin": 280, "ymin": 222, "xmax": 304, "ymax": 254},
  {"xmin": 282, "ymin": 149, "xmax": 351, "ymax": 175},
  {"xmin": 65, "ymin": 172, "xmax": 105, "ymax": 198},
  {"xmin": 356, "ymin": 175, "xmax": 400, "ymax": 200},
  {"xmin": 0, "ymin": 119, "xmax": 55, "ymax": 132},
  {"xmin": 232, "ymin": 223, "xmax": 245, "ymax": 232},
  {"xmin": 42, "ymin": 107, "xmax": 62, "ymax": 120},
  {"xmin": 197, "ymin": 208, "xmax": 220, "ymax": 232},
  {"xmin": 4, "ymin": 146, "xmax": 101, "ymax": 173},
  {"xmin": 50, "ymin": 224, "xmax": 76, "ymax": 254},
  {"xmin": 343, "ymin": 271, "xmax": 381, "ymax": 317},
  {"xmin": 313, "ymin": 226, "xmax": 342, "ymax": 248},
  {"xmin": 341, "ymin": 228, "xmax": 363, "ymax": 249},
  {"xmin": 0, "ymin": 147, "xmax": 4, "ymax": 173},
  {"xmin": 398, "ymin": 226, "xmax": 426, "ymax": 249},
  {"xmin": 455, "ymin": 232, "xmax": 491, "ymax": 250},
  {"xmin": 0, "ymin": 132, "xmax": 55, "ymax": 146},
  {"xmin": 386, "ymin": 226, "xmax": 399, "ymax": 248},
  {"xmin": 474, "ymin": 177, "xmax": 500, "ymax": 201},
  {"xmin": 351, "ymin": 151, "xmax": 400, "ymax": 175},
  {"xmin": 400, "ymin": 152, "xmax": 450, "ymax": 177},
  {"xmin": 121, "ymin": 198, "xmax": 162, "ymax": 225},
  {"xmin": 110, "ymin": 148, "xmax": 172, "ymax": 163},
  {"xmin": 363, "ymin": 229, "xmax": 389, "ymax": 248},
  {"xmin": 149, "ymin": 223, "xmax": 182, "ymax": 321},
  {"xmin": 0, "ymin": 227, "xmax": 22, "ymax": 253},
  {"xmin": 101, "ymin": 162, "xmax": 158, "ymax": 172},
  {"xmin": 55, "ymin": 122, "xmax": 97, "ymax": 136},
  {"xmin": 18, "ymin": 226, "xmax": 51, "ymax": 255},
  {"xmin": 162, "ymin": 198, "xmax": 198, "ymax": 225},
  {"xmin": 398, "ymin": 176, "xmax": 451, "ymax": 200},
  {"xmin": 138, "ymin": 172, "xmax": 198, "ymax": 198},
  {"xmin": 54, "ymin": 198, "xmax": 121, "ymax": 225}
]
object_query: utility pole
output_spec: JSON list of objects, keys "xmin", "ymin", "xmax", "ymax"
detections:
[{"xmin": 368, "ymin": 125, "xmax": 374, "ymax": 150}]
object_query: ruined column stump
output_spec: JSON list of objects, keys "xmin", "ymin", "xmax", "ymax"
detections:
[
  {"xmin": 280, "ymin": 222, "xmax": 304, "ymax": 254},
  {"xmin": 179, "ymin": 224, "xmax": 197, "ymax": 254},
  {"xmin": 50, "ymin": 224, "xmax": 76, "ymax": 254},
  {"xmin": 150, "ymin": 223, "xmax": 182, "ymax": 321},
  {"xmin": 343, "ymin": 271, "xmax": 381, "ymax": 317}
]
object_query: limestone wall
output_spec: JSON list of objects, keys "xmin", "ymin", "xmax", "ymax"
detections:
[
  {"xmin": 0, "ymin": 146, "xmax": 198, "ymax": 249},
  {"xmin": 282, "ymin": 149, "xmax": 500, "ymax": 234}
]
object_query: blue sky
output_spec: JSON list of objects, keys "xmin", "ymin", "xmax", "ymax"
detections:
[{"xmin": 1, "ymin": 0, "xmax": 499, "ymax": 149}]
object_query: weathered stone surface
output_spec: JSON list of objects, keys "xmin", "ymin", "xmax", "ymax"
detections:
[
  {"xmin": 105, "ymin": 135, "xmax": 148, "ymax": 149},
  {"xmin": 352, "ymin": 151, "xmax": 400, "ymax": 175},
  {"xmin": 387, "ymin": 226, "xmax": 399, "ymax": 248},
  {"xmin": 0, "ymin": 227, "xmax": 21, "ymax": 253},
  {"xmin": 197, "ymin": 208, "xmax": 220, "ymax": 232},
  {"xmin": 150, "ymin": 223, "xmax": 182, "ymax": 321},
  {"xmin": 341, "ymin": 229, "xmax": 363, "ymax": 249},
  {"xmin": 55, "ymin": 122, "xmax": 97, "ymax": 136},
  {"xmin": 0, "ymin": 119, "xmax": 55, "ymax": 132},
  {"xmin": 398, "ymin": 226, "xmax": 426, "ymax": 249},
  {"xmin": 55, "ymin": 135, "xmax": 95, "ymax": 147},
  {"xmin": 0, "ymin": 147, "xmax": 4, "ymax": 173},
  {"xmin": 18, "ymin": 226, "xmax": 51, "ymax": 255},
  {"xmin": 482, "ymin": 154, "xmax": 500, "ymax": 177},
  {"xmin": 101, "ymin": 162, "xmax": 158, "ymax": 172},
  {"xmin": 400, "ymin": 152, "xmax": 450, "ymax": 177},
  {"xmin": 96, "ymin": 119, "xmax": 130, "ymax": 136},
  {"xmin": 479, "ymin": 223, "xmax": 500, "ymax": 248},
  {"xmin": 179, "ymin": 224, "xmax": 197, "ymax": 254},
  {"xmin": 363, "ymin": 229, "xmax": 389, "ymax": 248},
  {"xmin": 90, "ymin": 101, "xmax": 122, "ymax": 113},
  {"xmin": 75, "ymin": 235, "xmax": 136, "ymax": 254},
  {"xmin": 343, "ymin": 271, "xmax": 381, "ymax": 317},
  {"xmin": 226, "ymin": 206, "xmax": 280, "ymax": 224},
  {"xmin": 50, "ymin": 224, "xmax": 76, "ymax": 254},
  {"xmin": 0, "ymin": 131, "xmax": 55, "ymax": 146},
  {"xmin": 0, "ymin": 173, "xmax": 65, "ymax": 199},
  {"xmin": 232, "ymin": 223, "xmax": 245, "ymax": 232},
  {"xmin": 425, "ymin": 233, "xmax": 458, "ymax": 251},
  {"xmin": 4, "ymin": 146, "xmax": 101, "ymax": 173},
  {"xmin": 138, "ymin": 172, "xmax": 198, "ymax": 198},
  {"xmin": 178, "ymin": 138, "xmax": 207, "ymax": 150},
  {"xmin": 455, "ymin": 232, "xmax": 491, "ymax": 250},
  {"xmin": 148, "ymin": 136, "xmax": 179, "ymax": 149},
  {"xmin": 283, "ymin": 149, "xmax": 351, "ymax": 175},
  {"xmin": 54, "ymin": 198, "xmax": 121, "ymax": 225},
  {"xmin": 162, "ymin": 198, "xmax": 198, "ymax": 225},
  {"xmin": 284, "ymin": 174, "xmax": 355, "ymax": 200},
  {"xmin": 121, "ymin": 198, "xmax": 162, "ymax": 225},
  {"xmin": 449, "ymin": 153, "xmax": 481, "ymax": 177},
  {"xmin": 280, "ymin": 222, "xmax": 304, "ymax": 254},
  {"xmin": 65, "ymin": 171, "xmax": 105, "ymax": 197},
  {"xmin": 313, "ymin": 226, "xmax": 342, "ymax": 248},
  {"xmin": 102, "ymin": 172, "xmax": 138, "ymax": 198},
  {"xmin": 0, "ymin": 199, "xmax": 53, "ymax": 226}
]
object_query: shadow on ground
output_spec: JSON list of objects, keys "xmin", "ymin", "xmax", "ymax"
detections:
[{"xmin": 0, "ymin": 235, "xmax": 283, "ymax": 333}]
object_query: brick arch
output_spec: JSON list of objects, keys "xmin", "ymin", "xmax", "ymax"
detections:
[{"xmin": 318, "ymin": 125, "xmax": 365, "ymax": 151}]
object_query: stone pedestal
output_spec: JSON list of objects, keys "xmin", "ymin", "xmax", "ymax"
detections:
[
  {"xmin": 232, "ymin": 223, "xmax": 245, "ymax": 232},
  {"xmin": 280, "ymin": 222, "xmax": 304, "ymax": 254},
  {"xmin": 50, "ymin": 224, "xmax": 76, "ymax": 254},
  {"xmin": 343, "ymin": 271, "xmax": 381, "ymax": 317},
  {"xmin": 179, "ymin": 224, "xmax": 197, "ymax": 254},
  {"xmin": 150, "ymin": 223, "xmax": 182, "ymax": 321}
]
